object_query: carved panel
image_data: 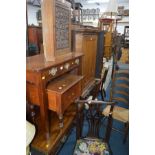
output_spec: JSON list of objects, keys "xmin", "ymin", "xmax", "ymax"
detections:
[
  {"xmin": 55, "ymin": 5, "xmax": 70, "ymax": 50},
  {"xmin": 41, "ymin": 0, "xmax": 71, "ymax": 61}
]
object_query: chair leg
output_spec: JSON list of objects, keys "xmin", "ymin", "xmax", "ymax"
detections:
[
  {"xmin": 105, "ymin": 114, "xmax": 113, "ymax": 143},
  {"xmin": 107, "ymin": 142, "xmax": 113, "ymax": 155},
  {"xmin": 29, "ymin": 104, "xmax": 36, "ymax": 125},
  {"xmin": 123, "ymin": 122, "xmax": 129, "ymax": 144},
  {"xmin": 76, "ymin": 102, "xmax": 84, "ymax": 140}
]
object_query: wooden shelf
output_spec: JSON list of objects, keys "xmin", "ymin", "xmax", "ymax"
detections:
[{"xmin": 31, "ymin": 103, "xmax": 76, "ymax": 155}]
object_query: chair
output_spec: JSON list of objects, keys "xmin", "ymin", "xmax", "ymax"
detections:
[
  {"xmin": 73, "ymin": 97, "xmax": 115, "ymax": 155},
  {"xmin": 102, "ymin": 69, "xmax": 129, "ymax": 143},
  {"xmin": 99, "ymin": 56, "xmax": 114, "ymax": 101},
  {"xmin": 26, "ymin": 121, "xmax": 36, "ymax": 155}
]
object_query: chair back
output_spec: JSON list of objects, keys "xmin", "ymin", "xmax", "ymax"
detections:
[
  {"xmin": 111, "ymin": 70, "xmax": 129, "ymax": 108},
  {"xmin": 76, "ymin": 98, "xmax": 115, "ymax": 142}
]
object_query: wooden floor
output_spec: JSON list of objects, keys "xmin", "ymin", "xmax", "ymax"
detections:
[{"xmin": 31, "ymin": 103, "xmax": 76, "ymax": 155}]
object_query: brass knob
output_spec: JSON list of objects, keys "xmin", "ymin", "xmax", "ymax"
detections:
[
  {"xmin": 60, "ymin": 66, "xmax": 63, "ymax": 70},
  {"xmin": 75, "ymin": 59, "xmax": 79, "ymax": 65},
  {"xmin": 58, "ymin": 86, "xmax": 62, "ymax": 90},
  {"xmin": 42, "ymin": 76, "xmax": 45, "ymax": 80},
  {"xmin": 64, "ymin": 63, "xmax": 70, "ymax": 70}
]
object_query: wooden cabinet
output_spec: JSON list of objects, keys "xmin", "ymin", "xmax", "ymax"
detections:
[
  {"xmin": 73, "ymin": 30, "xmax": 98, "ymax": 90},
  {"xmin": 95, "ymin": 31, "xmax": 104, "ymax": 78},
  {"xmin": 41, "ymin": 0, "xmax": 71, "ymax": 61},
  {"xmin": 104, "ymin": 32, "xmax": 112, "ymax": 59},
  {"xmin": 26, "ymin": 53, "xmax": 83, "ymax": 132},
  {"xmin": 28, "ymin": 26, "xmax": 43, "ymax": 51},
  {"xmin": 82, "ymin": 34, "xmax": 97, "ymax": 88}
]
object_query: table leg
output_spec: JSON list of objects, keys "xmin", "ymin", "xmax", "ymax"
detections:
[
  {"xmin": 39, "ymin": 94, "xmax": 50, "ymax": 139},
  {"xmin": 59, "ymin": 114, "xmax": 64, "ymax": 128},
  {"xmin": 29, "ymin": 104, "xmax": 36, "ymax": 124},
  {"xmin": 38, "ymin": 84, "xmax": 50, "ymax": 139}
]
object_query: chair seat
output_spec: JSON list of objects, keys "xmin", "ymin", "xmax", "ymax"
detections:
[
  {"xmin": 73, "ymin": 137, "xmax": 109, "ymax": 155},
  {"xmin": 26, "ymin": 121, "xmax": 35, "ymax": 147},
  {"xmin": 102, "ymin": 105, "xmax": 129, "ymax": 123}
]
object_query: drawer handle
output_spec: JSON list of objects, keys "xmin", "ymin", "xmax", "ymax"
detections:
[
  {"xmin": 64, "ymin": 63, "xmax": 70, "ymax": 70},
  {"xmin": 60, "ymin": 66, "xmax": 63, "ymax": 70},
  {"xmin": 71, "ymin": 93, "xmax": 75, "ymax": 96},
  {"xmin": 75, "ymin": 59, "xmax": 79, "ymax": 65},
  {"xmin": 42, "ymin": 76, "xmax": 45, "ymax": 80},
  {"xmin": 49, "ymin": 67, "xmax": 57, "ymax": 76},
  {"xmin": 58, "ymin": 86, "xmax": 63, "ymax": 90}
]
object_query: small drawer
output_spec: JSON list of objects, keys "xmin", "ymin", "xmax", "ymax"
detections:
[
  {"xmin": 62, "ymin": 82, "xmax": 81, "ymax": 113},
  {"xmin": 42, "ymin": 58, "xmax": 80, "ymax": 83},
  {"xmin": 26, "ymin": 83, "xmax": 40, "ymax": 106},
  {"xmin": 46, "ymin": 74, "xmax": 83, "ymax": 114}
]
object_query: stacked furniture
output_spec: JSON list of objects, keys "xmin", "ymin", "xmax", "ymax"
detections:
[
  {"xmin": 99, "ymin": 18, "xmax": 114, "ymax": 59},
  {"xmin": 102, "ymin": 68, "xmax": 129, "ymax": 143},
  {"xmin": 72, "ymin": 28, "xmax": 105, "ymax": 96},
  {"xmin": 27, "ymin": 26, "xmax": 43, "ymax": 56},
  {"xmin": 26, "ymin": 1, "xmax": 106, "ymax": 154},
  {"xmin": 26, "ymin": 1, "xmax": 85, "ymax": 154},
  {"xmin": 26, "ymin": 121, "xmax": 35, "ymax": 155}
]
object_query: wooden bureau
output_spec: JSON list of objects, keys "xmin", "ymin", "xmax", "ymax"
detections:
[
  {"xmin": 26, "ymin": 53, "xmax": 83, "ymax": 138},
  {"xmin": 72, "ymin": 29, "xmax": 98, "ymax": 91}
]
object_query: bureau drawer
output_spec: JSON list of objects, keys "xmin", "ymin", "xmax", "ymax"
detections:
[
  {"xmin": 26, "ymin": 83, "xmax": 40, "ymax": 106},
  {"xmin": 47, "ymin": 74, "xmax": 83, "ymax": 114},
  {"xmin": 47, "ymin": 93, "xmax": 57, "ymax": 112},
  {"xmin": 62, "ymin": 81, "xmax": 81, "ymax": 113},
  {"xmin": 42, "ymin": 58, "xmax": 80, "ymax": 83}
]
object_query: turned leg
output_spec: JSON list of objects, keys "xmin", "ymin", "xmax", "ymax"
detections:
[
  {"xmin": 123, "ymin": 122, "xmax": 129, "ymax": 144},
  {"xmin": 29, "ymin": 104, "xmax": 36, "ymax": 124},
  {"xmin": 59, "ymin": 114, "xmax": 64, "ymax": 128}
]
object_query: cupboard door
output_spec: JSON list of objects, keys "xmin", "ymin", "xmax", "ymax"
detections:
[
  {"xmin": 28, "ymin": 26, "xmax": 43, "ymax": 51},
  {"xmin": 28, "ymin": 27, "xmax": 38, "ymax": 45},
  {"xmin": 83, "ymin": 35, "xmax": 97, "ymax": 87},
  {"xmin": 104, "ymin": 46, "xmax": 112, "ymax": 59},
  {"xmin": 104, "ymin": 32, "xmax": 112, "ymax": 46}
]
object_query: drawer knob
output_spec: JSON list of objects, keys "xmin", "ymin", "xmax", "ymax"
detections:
[
  {"xmin": 64, "ymin": 63, "xmax": 70, "ymax": 70},
  {"xmin": 75, "ymin": 59, "xmax": 79, "ymax": 65},
  {"xmin": 62, "ymin": 84, "xmax": 66, "ymax": 87},
  {"xmin": 42, "ymin": 76, "xmax": 45, "ymax": 80},
  {"xmin": 58, "ymin": 86, "xmax": 63, "ymax": 90},
  {"xmin": 49, "ymin": 67, "xmax": 57, "ymax": 76},
  {"xmin": 60, "ymin": 66, "xmax": 63, "ymax": 70},
  {"xmin": 71, "ymin": 93, "xmax": 75, "ymax": 96}
]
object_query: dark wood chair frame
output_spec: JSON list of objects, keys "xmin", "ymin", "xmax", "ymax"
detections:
[
  {"xmin": 75, "ymin": 98, "xmax": 115, "ymax": 155},
  {"xmin": 102, "ymin": 67, "xmax": 129, "ymax": 144}
]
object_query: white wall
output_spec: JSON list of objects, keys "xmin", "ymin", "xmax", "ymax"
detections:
[
  {"xmin": 117, "ymin": 16, "xmax": 129, "ymax": 34},
  {"xmin": 27, "ymin": 4, "xmax": 40, "ymax": 26},
  {"xmin": 27, "ymin": 2, "xmax": 128, "ymax": 34},
  {"xmin": 81, "ymin": 2, "xmax": 129, "ymax": 34}
]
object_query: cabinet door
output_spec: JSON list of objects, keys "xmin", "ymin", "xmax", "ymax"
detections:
[
  {"xmin": 104, "ymin": 46, "xmax": 112, "ymax": 59},
  {"xmin": 28, "ymin": 26, "xmax": 43, "ymax": 51},
  {"xmin": 83, "ymin": 34, "xmax": 97, "ymax": 88},
  {"xmin": 104, "ymin": 32, "xmax": 112, "ymax": 46},
  {"xmin": 28, "ymin": 27, "xmax": 38, "ymax": 45}
]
